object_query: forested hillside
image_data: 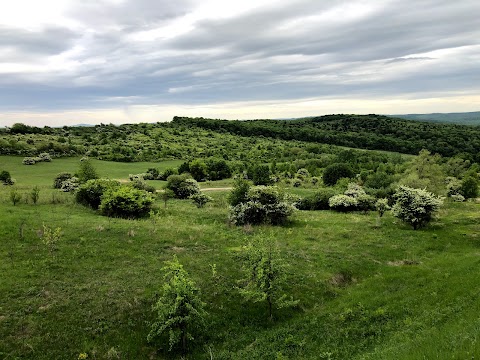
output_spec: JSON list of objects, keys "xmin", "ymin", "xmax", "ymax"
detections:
[
  {"xmin": 173, "ymin": 115, "xmax": 480, "ymax": 161},
  {"xmin": 393, "ymin": 111, "xmax": 480, "ymax": 125}
]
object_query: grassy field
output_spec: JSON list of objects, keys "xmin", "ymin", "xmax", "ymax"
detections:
[{"xmin": 1, "ymin": 158, "xmax": 480, "ymax": 359}]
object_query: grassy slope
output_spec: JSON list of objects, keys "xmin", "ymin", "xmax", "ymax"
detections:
[{"xmin": 1, "ymin": 160, "xmax": 480, "ymax": 359}]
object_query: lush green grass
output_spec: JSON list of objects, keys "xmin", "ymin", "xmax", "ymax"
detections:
[
  {"xmin": 1, "ymin": 163, "xmax": 480, "ymax": 359},
  {"xmin": 0, "ymin": 156, "xmax": 182, "ymax": 187}
]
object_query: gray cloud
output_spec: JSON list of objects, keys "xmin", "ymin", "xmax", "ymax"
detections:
[{"xmin": 0, "ymin": 0, "xmax": 479, "ymax": 114}]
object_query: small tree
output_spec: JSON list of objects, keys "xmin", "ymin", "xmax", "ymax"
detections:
[
  {"xmin": 251, "ymin": 164, "xmax": 271, "ymax": 185},
  {"xmin": 460, "ymin": 176, "xmax": 478, "ymax": 199},
  {"xmin": 322, "ymin": 163, "xmax": 354, "ymax": 186},
  {"xmin": 165, "ymin": 174, "xmax": 200, "ymax": 199},
  {"xmin": 77, "ymin": 158, "xmax": 99, "ymax": 183},
  {"xmin": 30, "ymin": 186, "xmax": 40, "ymax": 205},
  {"xmin": 237, "ymin": 238, "xmax": 298, "ymax": 321},
  {"xmin": 160, "ymin": 189, "xmax": 175, "ymax": 209},
  {"xmin": 227, "ymin": 177, "xmax": 251, "ymax": 206},
  {"xmin": 42, "ymin": 224, "xmax": 62, "ymax": 255},
  {"xmin": 190, "ymin": 192, "xmax": 213, "ymax": 208},
  {"xmin": 375, "ymin": 198, "xmax": 390, "ymax": 217},
  {"xmin": 391, "ymin": 186, "xmax": 443, "ymax": 230},
  {"xmin": 147, "ymin": 256, "xmax": 207, "ymax": 353},
  {"xmin": 188, "ymin": 159, "xmax": 208, "ymax": 182},
  {"xmin": 10, "ymin": 189, "xmax": 22, "ymax": 206}
]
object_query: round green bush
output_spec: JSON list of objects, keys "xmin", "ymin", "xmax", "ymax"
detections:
[
  {"xmin": 99, "ymin": 186, "xmax": 154, "ymax": 218},
  {"xmin": 166, "ymin": 174, "xmax": 200, "ymax": 199},
  {"xmin": 76, "ymin": 179, "xmax": 120, "ymax": 209},
  {"xmin": 53, "ymin": 172, "xmax": 73, "ymax": 189}
]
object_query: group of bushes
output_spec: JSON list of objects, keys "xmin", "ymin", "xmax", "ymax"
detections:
[
  {"xmin": 75, "ymin": 178, "xmax": 154, "ymax": 218},
  {"xmin": 22, "ymin": 152, "xmax": 52, "ymax": 165},
  {"xmin": 0, "ymin": 170, "xmax": 14, "ymax": 185},
  {"xmin": 228, "ymin": 179, "xmax": 296, "ymax": 225}
]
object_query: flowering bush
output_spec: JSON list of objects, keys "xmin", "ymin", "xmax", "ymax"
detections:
[
  {"xmin": 391, "ymin": 186, "xmax": 443, "ymax": 230},
  {"xmin": 328, "ymin": 194, "xmax": 358, "ymax": 212}
]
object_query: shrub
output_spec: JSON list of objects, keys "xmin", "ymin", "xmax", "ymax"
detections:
[
  {"xmin": 375, "ymin": 198, "xmax": 390, "ymax": 217},
  {"xmin": 190, "ymin": 192, "xmax": 213, "ymax": 208},
  {"xmin": 22, "ymin": 157, "xmax": 36, "ymax": 165},
  {"xmin": 76, "ymin": 179, "xmax": 121, "ymax": 209},
  {"xmin": 450, "ymin": 194, "xmax": 465, "ymax": 202},
  {"xmin": 229, "ymin": 186, "xmax": 295, "ymax": 226},
  {"xmin": 296, "ymin": 168, "xmax": 310, "ymax": 180},
  {"xmin": 53, "ymin": 172, "xmax": 73, "ymax": 189},
  {"xmin": 391, "ymin": 186, "xmax": 443, "ymax": 230},
  {"xmin": 60, "ymin": 177, "xmax": 80, "ymax": 192},
  {"xmin": 30, "ymin": 186, "xmax": 40, "ymax": 205},
  {"xmin": 147, "ymin": 256, "xmax": 207, "ymax": 353},
  {"xmin": 292, "ymin": 178, "xmax": 302, "ymax": 187},
  {"xmin": 227, "ymin": 177, "xmax": 251, "ymax": 206},
  {"xmin": 328, "ymin": 194, "xmax": 358, "ymax": 212},
  {"xmin": 206, "ymin": 158, "xmax": 231, "ymax": 180},
  {"xmin": 296, "ymin": 189, "xmax": 337, "ymax": 210},
  {"xmin": 189, "ymin": 159, "xmax": 208, "ymax": 182},
  {"xmin": 238, "ymin": 238, "xmax": 298, "ymax": 321},
  {"xmin": 166, "ymin": 174, "xmax": 200, "ymax": 199},
  {"xmin": 99, "ymin": 186, "xmax": 154, "ymax": 218},
  {"xmin": 10, "ymin": 188, "xmax": 22, "ymax": 205},
  {"xmin": 146, "ymin": 167, "xmax": 160, "ymax": 179},
  {"xmin": 77, "ymin": 158, "xmax": 99, "ymax": 183},
  {"xmin": 130, "ymin": 179, "xmax": 156, "ymax": 193},
  {"xmin": 38, "ymin": 152, "xmax": 52, "ymax": 162},
  {"xmin": 158, "ymin": 167, "xmax": 177, "ymax": 180},
  {"xmin": 322, "ymin": 163, "xmax": 354, "ymax": 186},
  {"xmin": 0, "ymin": 170, "xmax": 14, "ymax": 185},
  {"xmin": 251, "ymin": 164, "xmax": 271, "ymax": 185},
  {"xmin": 460, "ymin": 176, "xmax": 478, "ymax": 199}
]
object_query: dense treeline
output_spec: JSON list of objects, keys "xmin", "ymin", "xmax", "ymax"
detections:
[{"xmin": 172, "ymin": 115, "xmax": 480, "ymax": 162}]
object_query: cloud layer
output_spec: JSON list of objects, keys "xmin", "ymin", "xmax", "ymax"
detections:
[{"xmin": 1, "ymin": 0, "xmax": 479, "ymax": 125}]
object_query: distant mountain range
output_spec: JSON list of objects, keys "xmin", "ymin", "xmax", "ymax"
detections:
[{"xmin": 391, "ymin": 111, "xmax": 480, "ymax": 125}]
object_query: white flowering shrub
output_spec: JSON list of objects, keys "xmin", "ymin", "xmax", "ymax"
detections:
[
  {"xmin": 391, "ymin": 186, "xmax": 443, "ymax": 230},
  {"xmin": 190, "ymin": 192, "xmax": 213, "ymax": 208},
  {"xmin": 22, "ymin": 157, "xmax": 36, "ymax": 165},
  {"xmin": 328, "ymin": 194, "xmax": 358, "ymax": 212},
  {"xmin": 229, "ymin": 186, "xmax": 295, "ymax": 225},
  {"xmin": 38, "ymin": 152, "xmax": 52, "ymax": 162},
  {"xmin": 375, "ymin": 198, "xmax": 390, "ymax": 217},
  {"xmin": 450, "ymin": 194, "xmax": 465, "ymax": 202}
]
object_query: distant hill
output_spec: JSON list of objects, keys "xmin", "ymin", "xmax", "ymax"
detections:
[{"xmin": 391, "ymin": 111, "xmax": 480, "ymax": 125}]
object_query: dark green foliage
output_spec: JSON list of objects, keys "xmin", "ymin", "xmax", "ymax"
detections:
[
  {"xmin": 296, "ymin": 188, "xmax": 337, "ymax": 210},
  {"xmin": 53, "ymin": 172, "xmax": 73, "ymax": 189},
  {"xmin": 165, "ymin": 174, "xmax": 200, "ymax": 199},
  {"xmin": 130, "ymin": 179, "xmax": 156, "ymax": 193},
  {"xmin": 0, "ymin": 170, "xmax": 14, "ymax": 185},
  {"xmin": 251, "ymin": 164, "xmax": 271, "ymax": 185},
  {"xmin": 178, "ymin": 161, "xmax": 190, "ymax": 174},
  {"xmin": 158, "ymin": 167, "xmax": 177, "ymax": 181},
  {"xmin": 172, "ymin": 115, "xmax": 480, "ymax": 161},
  {"xmin": 99, "ymin": 186, "xmax": 154, "ymax": 218},
  {"xmin": 77, "ymin": 159, "xmax": 99, "ymax": 183},
  {"xmin": 188, "ymin": 159, "xmax": 208, "ymax": 181},
  {"xmin": 227, "ymin": 177, "xmax": 251, "ymax": 206},
  {"xmin": 460, "ymin": 176, "xmax": 478, "ymax": 199},
  {"xmin": 323, "ymin": 163, "xmax": 354, "ymax": 186},
  {"xmin": 146, "ymin": 167, "xmax": 160, "ymax": 179},
  {"xmin": 238, "ymin": 237, "xmax": 298, "ymax": 320},
  {"xmin": 147, "ymin": 256, "xmax": 207, "ymax": 353},
  {"xmin": 76, "ymin": 179, "xmax": 121, "ymax": 209},
  {"xmin": 205, "ymin": 158, "xmax": 231, "ymax": 180}
]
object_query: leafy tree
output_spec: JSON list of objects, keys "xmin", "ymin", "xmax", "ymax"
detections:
[
  {"xmin": 322, "ymin": 163, "xmax": 354, "ymax": 186},
  {"xmin": 391, "ymin": 186, "xmax": 443, "ymax": 230},
  {"xmin": 237, "ymin": 237, "xmax": 298, "ymax": 320},
  {"xmin": 147, "ymin": 256, "xmax": 207, "ymax": 353},
  {"xmin": 160, "ymin": 189, "xmax": 175, "ymax": 209},
  {"xmin": 206, "ymin": 158, "xmax": 231, "ymax": 180},
  {"xmin": 460, "ymin": 176, "xmax": 478, "ymax": 199},
  {"xmin": 77, "ymin": 158, "xmax": 99, "ymax": 183},
  {"xmin": 30, "ymin": 186, "xmax": 40, "ymax": 205},
  {"xmin": 400, "ymin": 149, "xmax": 445, "ymax": 195},
  {"xmin": 189, "ymin": 159, "xmax": 208, "ymax": 182},
  {"xmin": 227, "ymin": 177, "xmax": 251, "ymax": 206},
  {"xmin": 10, "ymin": 188, "xmax": 22, "ymax": 205},
  {"xmin": 190, "ymin": 192, "xmax": 213, "ymax": 208},
  {"xmin": 166, "ymin": 174, "xmax": 200, "ymax": 199},
  {"xmin": 251, "ymin": 164, "xmax": 271, "ymax": 185},
  {"xmin": 375, "ymin": 198, "xmax": 390, "ymax": 217}
]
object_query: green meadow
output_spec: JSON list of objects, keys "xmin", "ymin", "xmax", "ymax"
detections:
[{"xmin": 1, "ymin": 156, "xmax": 480, "ymax": 359}]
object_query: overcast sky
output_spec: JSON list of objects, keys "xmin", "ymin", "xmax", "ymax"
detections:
[{"xmin": 1, "ymin": 0, "xmax": 479, "ymax": 126}]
